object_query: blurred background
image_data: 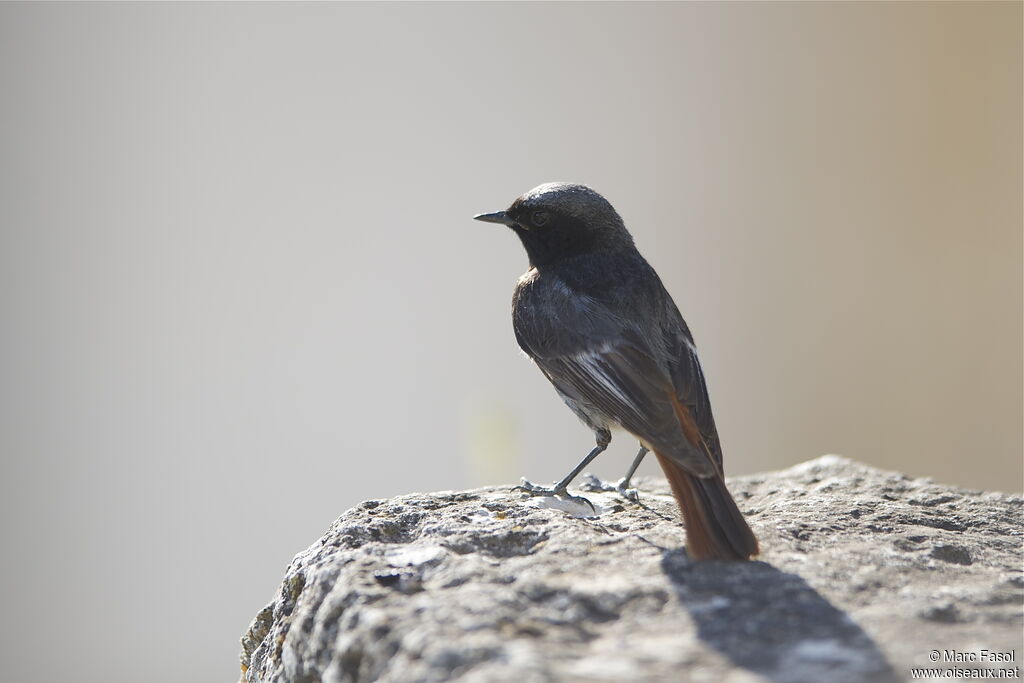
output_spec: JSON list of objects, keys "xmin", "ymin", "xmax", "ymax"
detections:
[{"xmin": 1, "ymin": 3, "xmax": 1020, "ymax": 682}]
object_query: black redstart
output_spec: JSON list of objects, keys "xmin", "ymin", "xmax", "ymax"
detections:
[{"xmin": 474, "ymin": 182, "xmax": 759, "ymax": 561}]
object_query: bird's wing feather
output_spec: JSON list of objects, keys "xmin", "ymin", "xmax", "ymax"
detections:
[
  {"xmin": 512, "ymin": 272, "xmax": 720, "ymax": 475},
  {"xmin": 665, "ymin": 324, "xmax": 725, "ymax": 473},
  {"xmin": 535, "ymin": 340, "xmax": 715, "ymax": 477}
]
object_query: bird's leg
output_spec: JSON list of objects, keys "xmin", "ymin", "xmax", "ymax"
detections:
[
  {"xmin": 580, "ymin": 444, "xmax": 647, "ymax": 503},
  {"xmin": 614, "ymin": 445, "xmax": 648, "ymax": 502},
  {"xmin": 514, "ymin": 429, "xmax": 611, "ymax": 511}
]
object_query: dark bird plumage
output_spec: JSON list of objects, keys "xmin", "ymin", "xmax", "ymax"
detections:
[{"xmin": 475, "ymin": 182, "xmax": 759, "ymax": 561}]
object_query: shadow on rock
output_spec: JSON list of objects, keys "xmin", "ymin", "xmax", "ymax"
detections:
[{"xmin": 661, "ymin": 549, "xmax": 899, "ymax": 683}]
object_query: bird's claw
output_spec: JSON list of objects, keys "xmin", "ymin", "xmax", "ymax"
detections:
[{"xmin": 513, "ymin": 479, "xmax": 596, "ymax": 513}]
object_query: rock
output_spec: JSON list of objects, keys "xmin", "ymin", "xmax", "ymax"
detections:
[{"xmin": 239, "ymin": 456, "xmax": 1023, "ymax": 682}]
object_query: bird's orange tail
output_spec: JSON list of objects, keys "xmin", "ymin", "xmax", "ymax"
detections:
[{"xmin": 654, "ymin": 452, "xmax": 759, "ymax": 561}]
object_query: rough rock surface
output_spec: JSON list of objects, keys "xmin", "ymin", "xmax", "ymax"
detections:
[{"xmin": 240, "ymin": 456, "xmax": 1023, "ymax": 682}]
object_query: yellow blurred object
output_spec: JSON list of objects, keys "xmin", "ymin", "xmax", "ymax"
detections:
[{"xmin": 461, "ymin": 404, "xmax": 522, "ymax": 488}]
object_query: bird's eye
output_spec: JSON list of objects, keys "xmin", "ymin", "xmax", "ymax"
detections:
[{"xmin": 532, "ymin": 211, "xmax": 549, "ymax": 226}]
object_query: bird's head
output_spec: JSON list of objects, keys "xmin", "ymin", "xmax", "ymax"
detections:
[{"xmin": 474, "ymin": 183, "xmax": 633, "ymax": 267}]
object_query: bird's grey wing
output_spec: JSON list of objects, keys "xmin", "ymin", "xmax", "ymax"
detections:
[
  {"xmin": 537, "ymin": 340, "xmax": 715, "ymax": 477},
  {"xmin": 516, "ymin": 293, "xmax": 718, "ymax": 478}
]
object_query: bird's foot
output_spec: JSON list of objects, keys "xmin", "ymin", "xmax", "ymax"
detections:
[
  {"xmin": 614, "ymin": 478, "xmax": 641, "ymax": 503},
  {"xmin": 579, "ymin": 473, "xmax": 640, "ymax": 503},
  {"xmin": 513, "ymin": 478, "xmax": 596, "ymax": 513}
]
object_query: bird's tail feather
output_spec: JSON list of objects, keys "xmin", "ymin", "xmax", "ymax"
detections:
[{"xmin": 654, "ymin": 451, "xmax": 759, "ymax": 561}]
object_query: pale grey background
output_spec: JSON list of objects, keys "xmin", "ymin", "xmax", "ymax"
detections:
[{"xmin": 0, "ymin": 3, "xmax": 1020, "ymax": 683}]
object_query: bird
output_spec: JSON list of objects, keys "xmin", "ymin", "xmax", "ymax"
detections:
[{"xmin": 474, "ymin": 182, "xmax": 759, "ymax": 561}]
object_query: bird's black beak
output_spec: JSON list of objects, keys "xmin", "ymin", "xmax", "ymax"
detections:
[{"xmin": 473, "ymin": 211, "xmax": 516, "ymax": 226}]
